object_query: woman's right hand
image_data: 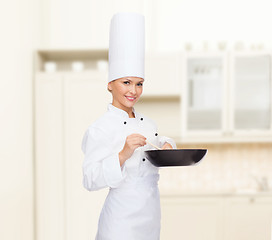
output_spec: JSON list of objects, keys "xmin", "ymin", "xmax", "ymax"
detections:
[{"xmin": 119, "ymin": 134, "xmax": 146, "ymax": 166}]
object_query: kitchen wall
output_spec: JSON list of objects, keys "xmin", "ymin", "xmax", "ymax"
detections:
[
  {"xmin": 39, "ymin": 0, "xmax": 272, "ymax": 51},
  {"xmin": 39, "ymin": 0, "xmax": 148, "ymax": 49}
]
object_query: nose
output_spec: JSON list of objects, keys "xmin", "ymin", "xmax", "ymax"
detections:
[{"xmin": 129, "ymin": 84, "xmax": 136, "ymax": 95}]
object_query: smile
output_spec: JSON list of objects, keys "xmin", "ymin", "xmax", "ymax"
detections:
[{"xmin": 125, "ymin": 96, "xmax": 136, "ymax": 101}]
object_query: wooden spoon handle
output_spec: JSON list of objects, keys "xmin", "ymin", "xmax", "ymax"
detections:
[{"xmin": 146, "ymin": 140, "xmax": 162, "ymax": 150}]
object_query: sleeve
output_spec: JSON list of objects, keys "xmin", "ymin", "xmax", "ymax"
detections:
[
  {"xmin": 158, "ymin": 135, "xmax": 177, "ymax": 149},
  {"xmin": 81, "ymin": 127, "xmax": 126, "ymax": 191}
]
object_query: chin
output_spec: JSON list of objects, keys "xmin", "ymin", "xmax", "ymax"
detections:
[
  {"xmin": 123, "ymin": 97, "xmax": 139, "ymax": 107},
  {"xmin": 124, "ymin": 101, "xmax": 135, "ymax": 108}
]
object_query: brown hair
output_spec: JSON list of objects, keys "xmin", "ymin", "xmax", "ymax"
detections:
[{"xmin": 107, "ymin": 86, "xmax": 112, "ymax": 93}]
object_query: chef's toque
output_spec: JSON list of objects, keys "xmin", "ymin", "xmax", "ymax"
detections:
[{"xmin": 108, "ymin": 12, "xmax": 145, "ymax": 83}]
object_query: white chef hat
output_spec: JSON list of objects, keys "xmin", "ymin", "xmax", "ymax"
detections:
[{"xmin": 108, "ymin": 12, "xmax": 145, "ymax": 83}]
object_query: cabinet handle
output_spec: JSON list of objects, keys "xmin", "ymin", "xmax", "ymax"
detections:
[{"xmin": 189, "ymin": 79, "xmax": 193, "ymax": 107}]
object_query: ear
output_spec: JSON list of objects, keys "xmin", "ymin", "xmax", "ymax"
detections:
[{"xmin": 108, "ymin": 82, "xmax": 113, "ymax": 91}]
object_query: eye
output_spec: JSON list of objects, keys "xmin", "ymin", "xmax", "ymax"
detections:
[
  {"xmin": 123, "ymin": 81, "xmax": 130, "ymax": 85},
  {"xmin": 137, "ymin": 83, "xmax": 143, "ymax": 86}
]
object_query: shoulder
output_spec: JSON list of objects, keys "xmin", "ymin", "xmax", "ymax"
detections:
[
  {"xmin": 81, "ymin": 113, "xmax": 112, "ymax": 153},
  {"xmin": 84, "ymin": 111, "xmax": 121, "ymax": 136},
  {"xmin": 88, "ymin": 112, "xmax": 111, "ymax": 129}
]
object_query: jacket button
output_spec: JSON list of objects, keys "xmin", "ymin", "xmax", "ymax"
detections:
[
  {"xmin": 140, "ymin": 118, "xmax": 143, "ymax": 121},
  {"xmin": 124, "ymin": 121, "xmax": 127, "ymax": 124},
  {"xmin": 142, "ymin": 158, "xmax": 145, "ymax": 161},
  {"xmin": 155, "ymin": 133, "xmax": 158, "ymax": 136}
]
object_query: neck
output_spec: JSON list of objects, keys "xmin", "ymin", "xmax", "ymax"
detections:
[{"xmin": 129, "ymin": 112, "xmax": 135, "ymax": 118}]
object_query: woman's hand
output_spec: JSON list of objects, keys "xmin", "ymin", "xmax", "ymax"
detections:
[
  {"xmin": 119, "ymin": 134, "xmax": 146, "ymax": 166},
  {"xmin": 161, "ymin": 142, "xmax": 173, "ymax": 150}
]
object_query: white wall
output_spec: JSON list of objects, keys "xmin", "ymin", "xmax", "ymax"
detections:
[
  {"xmin": 38, "ymin": 0, "xmax": 164, "ymax": 52},
  {"xmin": 155, "ymin": 0, "xmax": 272, "ymax": 52},
  {"xmin": 39, "ymin": 0, "xmax": 272, "ymax": 51},
  {"xmin": 0, "ymin": 0, "xmax": 39, "ymax": 239},
  {"xmin": 40, "ymin": 0, "xmax": 148, "ymax": 48}
]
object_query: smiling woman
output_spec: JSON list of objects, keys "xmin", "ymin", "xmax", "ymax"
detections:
[{"xmin": 81, "ymin": 12, "xmax": 176, "ymax": 240}]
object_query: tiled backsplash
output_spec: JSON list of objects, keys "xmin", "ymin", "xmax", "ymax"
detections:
[{"xmin": 159, "ymin": 143, "xmax": 272, "ymax": 194}]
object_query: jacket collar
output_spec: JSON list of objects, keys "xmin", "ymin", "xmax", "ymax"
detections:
[{"xmin": 107, "ymin": 103, "xmax": 138, "ymax": 119}]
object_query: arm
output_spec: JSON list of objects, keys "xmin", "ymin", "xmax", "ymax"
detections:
[{"xmin": 81, "ymin": 127, "xmax": 126, "ymax": 191}]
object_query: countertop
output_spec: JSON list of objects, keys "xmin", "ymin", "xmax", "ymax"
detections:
[{"xmin": 160, "ymin": 190, "xmax": 272, "ymax": 197}]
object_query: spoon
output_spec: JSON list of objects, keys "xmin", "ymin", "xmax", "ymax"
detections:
[{"xmin": 146, "ymin": 140, "xmax": 162, "ymax": 150}]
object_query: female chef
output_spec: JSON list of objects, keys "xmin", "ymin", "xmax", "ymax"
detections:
[{"xmin": 81, "ymin": 12, "xmax": 177, "ymax": 240}]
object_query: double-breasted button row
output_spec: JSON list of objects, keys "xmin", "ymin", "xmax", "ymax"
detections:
[{"xmin": 123, "ymin": 118, "xmax": 144, "ymax": 124}]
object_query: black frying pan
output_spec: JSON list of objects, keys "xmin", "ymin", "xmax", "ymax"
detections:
[{"xmin": 144, "ymin": 149, "xmax": 207, "ymax": 167}]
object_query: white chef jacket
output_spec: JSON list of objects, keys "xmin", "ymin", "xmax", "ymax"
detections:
[{"xmin": 81, "ymin": 103, "xmax": 177, "ymax": 240}]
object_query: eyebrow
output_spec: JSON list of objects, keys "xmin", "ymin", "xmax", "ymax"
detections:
[{"xmin": 126, "ymin": 78, "xmax": 144, "ymax": 82}]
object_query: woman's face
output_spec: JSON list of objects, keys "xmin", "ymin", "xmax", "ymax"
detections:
[{"xmin": 108, "ymin": 76, "xmax": 144, "ymax": 110}]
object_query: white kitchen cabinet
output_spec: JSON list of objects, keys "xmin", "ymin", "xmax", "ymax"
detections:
[
  {"xmin": 161, "ymin": 196, "xmax": 223, "ymax": 240},
  {"xmin": 229, "ymin": 52, "xmax": 272, "ymax": 137},
  {"xmin": 63, "ymin": 72, "xmax": 111, "ymax": 240},
  {"xmin": 35, "ymin": 72, "xmax": 65, "ymax": 240},
  {"xmin": 181, "ymin": 51, "xmax": 272, "ymax": 143},
  {"xmin": 160, "ymin": 195, "xmax": 272, "ymax": 240},
  {"xmin": 181, "ymin": 52, "xmax": 228, "ymax": 142},
  {"xmin": 181, "ymin": 53, "xmax": 228, "ymax": 136},
  {"xmin": 224, "ymin": 196, "xmax": 272, "ymax": 240},
  {"xmin": 35, "ymin": 68, "xmax": 111, "ymax": 240}
]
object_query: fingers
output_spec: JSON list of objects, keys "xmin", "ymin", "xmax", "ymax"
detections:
[
  {"xmin": 128, "ymin": 137, "xmax": 146, "ymax": 147},
  {"xmin": 129, "ymin": 133, "xmax": 146, "ymax": 139},
  {"xmin": 126, "ymin": 134, "xmax": 146, "ymax": 148},
  {"xmin": 161, "ymin": 143, "xmax": 172, "ymax": 149},
  {"xmin": 127, "ymin": 134, "xmax": 146, "ymax": 142}
]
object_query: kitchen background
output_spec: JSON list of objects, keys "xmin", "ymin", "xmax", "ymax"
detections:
[{"xmin": 1, "ymin": 0, "xmax": 272, "ymax": 240}]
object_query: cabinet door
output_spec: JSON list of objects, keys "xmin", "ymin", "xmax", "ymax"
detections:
[
  {"xmin": 230, "ymin": 53, "xmax": 272, "ymax": 134},
  {"xmin": 160, "ymin": 197, "xmax": 223, "ymax": 240},
  {"xmin": 35, "ymin": 73, "xmax": 65, "ymax": 240},
  {"xmin": 63, "ymin": 72, "xmax": 111, "ymax": 240},
  {"xmin": 181, "ymin": 53, "xmax": 228, "ymax": 138},
  {"xmin": 224, "ymin": 196, "xmax": 272, "ymax": 240}
]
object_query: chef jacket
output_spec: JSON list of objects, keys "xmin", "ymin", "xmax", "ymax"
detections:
[{"xmin": 81, "ymin": 103, "xmax": 177, "ymax": 191}]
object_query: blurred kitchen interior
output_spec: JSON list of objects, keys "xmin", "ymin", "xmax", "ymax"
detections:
[{"xmin": 1, "ymin": 0, "xmax": 272, "ymax": 240}]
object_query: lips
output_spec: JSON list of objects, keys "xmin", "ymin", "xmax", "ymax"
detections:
[{"xmin": 125, "ymin": 96, "xmax": 136, "ymax": 101}]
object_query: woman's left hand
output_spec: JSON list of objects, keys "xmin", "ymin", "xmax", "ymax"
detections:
[{"xmin": 161, "ymin": 142, "xmax": 173, "ymax": 149}]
